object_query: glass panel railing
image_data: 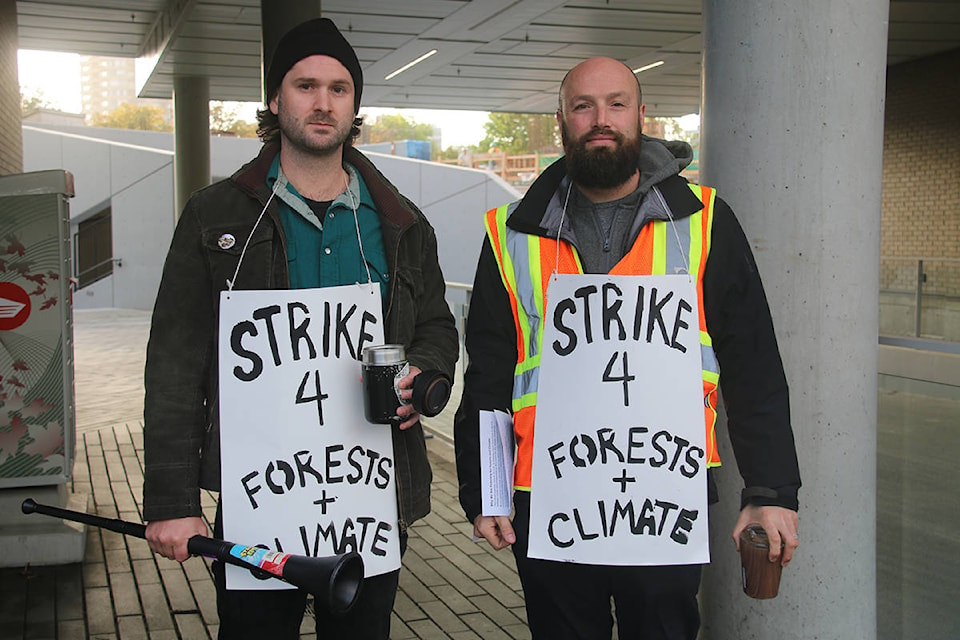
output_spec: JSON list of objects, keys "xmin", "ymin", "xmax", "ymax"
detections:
[
  {"xmin": 880, "ymin": 257, "xmax": 960, "ymax": 342},
  {"xmin": 445, "ymin": 281, "xmax": 471, "ymax": 377},
  {"xmin": 877, "ymin": 381, "xmax": 960, "ymax": 639}
]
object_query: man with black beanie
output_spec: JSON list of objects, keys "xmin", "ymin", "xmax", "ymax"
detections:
[{"xmin": 141, "ymin": 17, "xmax": 458, "ymax": 639}]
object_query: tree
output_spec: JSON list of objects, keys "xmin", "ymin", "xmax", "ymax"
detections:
[
  {"xmin": 210, "ymin": 102, "xmax": 257, "ymax": 137},
  {"xmin": 435, "ymin": 146, "xmax": 463, "ymax": 162},
  {"xmin": 482, "ymin": 112, "xmax": 560, "ymax": 154},
  {"xmin": 92, "ymin": 103, "xmax": 170, "ymax": 131},
  {"xmin": 20, "ymin": 90, "xmax": 50, "ymax": 113},
  {"xmin": 362, "ymin": 114, "xmax": 434, "ymax": 144},
  {"xmin": 653, "ymin": 117, "xmax": 699, "ymax": 149}
]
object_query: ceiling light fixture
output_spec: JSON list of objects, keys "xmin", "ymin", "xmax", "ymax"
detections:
[
  {"xmin": 632, "ymin": 60, "xmax": 665, "ymax": 74},
  {"xmin": 384, "ymin": 49, "xmax": 438, "ymax": 81}
]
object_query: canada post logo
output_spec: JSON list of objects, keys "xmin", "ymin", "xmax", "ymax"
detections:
[{"xmin": 0, "ymin": 282, "xmax": 31, "ymax": 331}]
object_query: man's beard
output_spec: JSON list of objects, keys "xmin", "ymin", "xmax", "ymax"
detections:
[
  {"xmin": 277, "ymin": 96, "xmax": 352, "ymax": 157},
  {"xmin": 562, "ymin": 121, "xmax": 642, "ymax": 190}
]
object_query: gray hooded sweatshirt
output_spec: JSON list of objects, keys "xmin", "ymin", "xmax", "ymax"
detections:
[{"xmin": 544, "ymin": 135, "xmax": 694, "ymax": 273}]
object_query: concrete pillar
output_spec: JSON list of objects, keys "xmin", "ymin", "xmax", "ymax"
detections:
[
  {"xmin": 172, "ymin": 76, "xmax": 210, "ymax": 216},
  {"xmin": 260, "ymin": 0, "xmax": 323, "ymax": 101},
  {"xmin": 698, "ymin": 2, "xmax": 889, "ymax": 638}
]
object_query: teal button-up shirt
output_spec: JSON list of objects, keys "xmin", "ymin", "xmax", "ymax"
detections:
[{"xmin": 267, "ymin": 155, "xmax": 390, "ymax": 306}]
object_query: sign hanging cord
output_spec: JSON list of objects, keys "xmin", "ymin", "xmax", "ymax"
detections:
[{"xmin": 226, "ymin": 180, "xmax": 281, "ymax": 296}]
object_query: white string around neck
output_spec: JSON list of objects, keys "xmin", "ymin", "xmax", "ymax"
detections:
[
  {"xmin": 225, "ymin": 166, "xmax": 372, "ymax": 298},
  {"xmin": 345, "ymin": 176, "xmax": 373, "ymax": 286},
  {"xmin": 552, "ymin": 181, "xmax": 691, "ymax": 282},
  {"xmin": 652, "ymin": 185, "xmax": 691, "ymax": 277},
  {"xmin": 226, "ymin": 179, "xmax": 280, "ymax": 296},
  {"xmin": 554, "ymin": 180, "xmax": 575, "ymax": 277}
]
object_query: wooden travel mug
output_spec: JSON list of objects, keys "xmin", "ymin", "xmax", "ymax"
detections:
[{"xmin": 739, "ymin": 524, "xmax": 782, "ymax": 599}]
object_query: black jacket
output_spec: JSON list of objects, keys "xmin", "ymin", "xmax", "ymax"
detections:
[
  {"xmin": 142, "ymin": 143, "xmax": 459, "ymax": 530},
  {"xmin": 454, "ymin": 158, "xmax": 801, "ymax": 524}
]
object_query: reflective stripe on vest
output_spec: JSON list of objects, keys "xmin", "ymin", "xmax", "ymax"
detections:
[{"xmin": 484, "ymin": 184, "xmax": 720, "ymax": 491}]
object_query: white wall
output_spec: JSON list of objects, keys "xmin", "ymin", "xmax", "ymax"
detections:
[
  {"xmin": 363, "ymin": 152, "xmax": 519, "ymax": 286},
  {"xmin": 211, "ymin": 136, "xmax": 262, "ymax": 180},
  {"xmin": 110, "ymin": 165, "xmax": 174, "ymax": 310},
  {"xmin": 71, "ymin": 273, "xmax": 114, "ymax": 308},
  {"xmin": 24, "ymin": 126, "xmax": 176, "ymax": 311},
  {"xmin": 22, "ymin": 125, "xmax": 520, "ymax": 310}
]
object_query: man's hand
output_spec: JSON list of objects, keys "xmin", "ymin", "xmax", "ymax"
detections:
[
  {"xmin": 732, "ymin": 505, "xmax": 799, "ymax": 567},
  {"xmin": 145, "ymin": 517, "xmax": 209, "ymax": 563},
  {"xmin": 396, "ymin": 365, "xmax": 423, "ymax": 430},
  {"xmin": 474, "ymin": 515, "xmax": 516, "ymax": 550}
]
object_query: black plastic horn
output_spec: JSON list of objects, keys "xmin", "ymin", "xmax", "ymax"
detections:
[{"xmin": 21, "ymin": 498, "xmax": 364, "ymax": 614}]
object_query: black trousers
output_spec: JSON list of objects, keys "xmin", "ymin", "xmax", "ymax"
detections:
[
  {"xmin": 511, "ymin": 492, "xmax": 702, "ymax": 640},
  {"xmin": 212, "ymin": 506, "xmax": 406, "ymax": 640}
]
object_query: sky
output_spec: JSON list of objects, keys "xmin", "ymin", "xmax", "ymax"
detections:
[
  {"xmin": 17, "ymin": 49, "xmax": 491, "ymax": 149},
  {"xmin": 18, "ymin": 49, "xmax": 698, "ymax": 148},
  {"xmin": 18, "ymin": 50, "xmax": 83, "ymax": 113}
]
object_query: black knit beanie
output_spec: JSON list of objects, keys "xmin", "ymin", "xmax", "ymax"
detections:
[{"xmin": 266, "ymin": 18, "xmax": 363, "ymax": 114}]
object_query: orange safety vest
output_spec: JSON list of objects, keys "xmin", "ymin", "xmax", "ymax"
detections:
[{"xmin": 484, "ymin": 183, "xmax": 721, "ymax": 491}]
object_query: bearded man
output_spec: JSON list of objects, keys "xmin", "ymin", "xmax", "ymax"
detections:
[
  {"xmin": 454, "ymin": 56, "xmax": 801, "ymax": 639},
  {"xmin": 142, "ymin": 18, "xmax": 458, "ymax": 640}
]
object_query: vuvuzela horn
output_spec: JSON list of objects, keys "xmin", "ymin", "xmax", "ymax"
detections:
[{"xmin": 21, "ymin": 498, "xmax": 364, "ymax": 614}]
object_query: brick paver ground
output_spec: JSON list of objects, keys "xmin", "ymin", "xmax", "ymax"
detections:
[{"xmin": 0, "ymin": 309, "xmax": 529, "ymax": 640}]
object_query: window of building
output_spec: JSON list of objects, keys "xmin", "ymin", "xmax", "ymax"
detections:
[{"xmin": 75, "ymin": 207, "xmax": 113, "ymax": 288}]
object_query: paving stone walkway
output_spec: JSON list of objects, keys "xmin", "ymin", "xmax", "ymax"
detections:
[{"xmin": 1, "ymin": 309, "xmax": 529, "ymax": 640}]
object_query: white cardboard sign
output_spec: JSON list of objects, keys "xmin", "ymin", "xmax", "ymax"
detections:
[
  {"xmin": 528, "ymin": 274, "xmax": 710, "ymax": 566},
  {"xmin": 218, "ymin": 284, "xmax": 400, "ymax": 589}
]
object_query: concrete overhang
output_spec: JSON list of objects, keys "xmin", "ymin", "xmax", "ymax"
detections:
[{"xmin": 14, "ymin": 0, "xmax": 960, "ymax": 116}]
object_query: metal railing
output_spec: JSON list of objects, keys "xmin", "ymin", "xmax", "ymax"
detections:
[
  {"xmin": 880, "ymin": 257, "xmax": 960, "ymax": 343},
  {"xmin": 75, "ymin": 257, "xmax": 123, "ymax": 289},
  {"xmin": 445, "ymin": 281, "xmax": 472, "ymax": 375}
]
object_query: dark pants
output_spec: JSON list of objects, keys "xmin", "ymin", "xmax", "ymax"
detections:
[
  {"xmin": 213, "ymin": 506, "xmax": 406, "ymax": 640},
  {"xmin": 511, "ymin": 492, "xmax": 702, "ymax": 640}
]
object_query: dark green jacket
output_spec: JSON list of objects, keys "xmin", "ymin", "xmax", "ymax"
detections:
[{"xmin": 142, "ymin": 142, "xmax": 459, "ymax": 531}]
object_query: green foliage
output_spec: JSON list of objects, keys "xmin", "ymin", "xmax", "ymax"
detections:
[
  {"xmin": 91, "ymin": 103, "xmax": 171, "ymax": 131},
  {"xmin": 363, "ymin": 114, "xmax": 435, "ymax": 143},
  {"xmin": 653, "ymin": 117, "xmax": 699, "ymax": 148},
  {"xmin": 20, "ymin": 90, "xmax": 50, "ymax": 113},
  {"xmin": 436, "ymin": 146, "xmax": 462, "ymax": 161},
  {"xmin": 482, "ymin": 112, "xmax": 560, "ymax": 154},
  {"xmin": 210, "ymin": 102, "xmax": 257, "ymax": 137}
]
